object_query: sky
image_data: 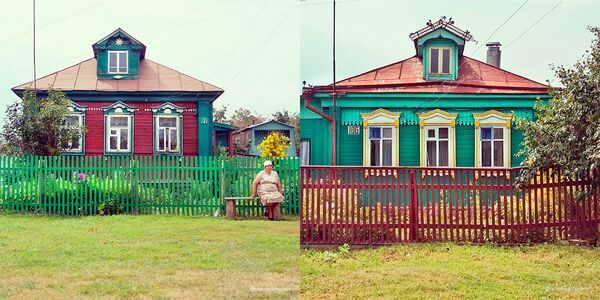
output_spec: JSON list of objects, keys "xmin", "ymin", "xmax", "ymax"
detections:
[
  {"xmin": 0, "ymin": 0, "xmax": 299, "ymax": 122},
  {"xmin": 300, "ymin": 0, "xmax": 599, "ymax": 87}
]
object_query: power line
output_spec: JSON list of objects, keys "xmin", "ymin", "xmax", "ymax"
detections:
[{"xmin": 504, "ymin": 0, "xmax": 563, "ymax": 51}]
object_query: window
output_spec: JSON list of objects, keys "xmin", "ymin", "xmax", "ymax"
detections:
[
  {"xmin": 108, "ymin": 50, "xmax": 128, "ymax": 74},
  {"xmin": 425, "ymin": 127, "xmax": 450, "ymax": 167},
  {"xmin": 368, "ymin": 127, "xmax": 393, "ymax": 166},
  {"xmin": 418, "ymin": 109, "xmax": 457, "ymax": 167},
  {"xmin": 473, "ymin": 110, "xmax": 512, "ymax": 168},
  {"xmin": 300, "ymin": 140, "xmax": 310, "ymax": 165},
  {"xmin": 64, "ymin": 114, "xmax": 83, "ymax": 153},
  {"xmin": 429, "ymin": 47, "xmax": 451, "ymax": 75},
  {"xmin": 155, "ymin": 116, "xmax": 180, "ymax": 153},
  {"xmin": 106, "ymin": 115, "xmax": 131, "ymax": 152},
  {"xmin": 480, "ymin": 127, "xmax": 505, "ymax": 167}
]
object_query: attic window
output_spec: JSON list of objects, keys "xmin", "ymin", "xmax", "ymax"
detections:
[
  {"xmin": 108, "ymin": 50, "xmax": 128, "ymax": 74},
  {"xmin": 429, "ymin": 47, "xmax": 451, "ymax": 75}
]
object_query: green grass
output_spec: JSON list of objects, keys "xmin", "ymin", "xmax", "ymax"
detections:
[
  {"xmin": 301, "ymin": 243, "xmax": 600, "ymax": 299},
  {"xmin": 0, "ymin": 214, "xmax": 299, "ymax": 299}
]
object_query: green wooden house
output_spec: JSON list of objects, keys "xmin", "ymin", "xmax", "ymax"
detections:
[{"xmin": 301, "ymin": 19, "xmax": 549, "ymax": 167}]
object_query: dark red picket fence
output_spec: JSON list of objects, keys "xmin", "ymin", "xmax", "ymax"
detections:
[{"xmin": 300, "ymin": 166, "xmax": 600, "ymax": 245}]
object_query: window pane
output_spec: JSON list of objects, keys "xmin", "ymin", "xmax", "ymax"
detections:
[
  {"xmin": 494, "ymin": 141, "xmax": 504, "ymax": 166},
  {"xmin": 369, "ymin": 127, "xmax": 381, "ymax": 139},
  {"xmin": 482, "ymin": 141, "xmax": 492, "ymax": 167},
  {"xmin": 158, "ymin": 130, "xmax": 165, "ymax": 151},
  {"xmin": 442, "ymin": 49, "xmax": 450, "ymax": 73},
  {"xmin": 300, "ymin": 141, "xmax": 310, "ymax": 165},
  {"xmin": 110, "ymin": 117, "xmax": 128, "ymax": 127},
  {"xmin": 118, "ymin": 53, "xmax": 127, "ymax": 67},
  {"xmin": 382, "ymin": 127, "xmax": 392, "ymax": 139},
  {"xmin": 110, "ymin": 129, "xmax": 117, "ymax": 135},
  {"xmin": 430, "ymin": 49, "xmax": 439, "ymax": 73},
  {"xmin": 439, "ymin": 140, "xmax": 449, "ymax": 166},
  {"xmin": 426, "ymin": 141, "xmax": 437, "ymax": 166},
  {"xmin": 493, "ymin": 128, "xmax": 503, "ymax": 139},
  {"xmin": 71, "ymin": 138, "xmax": 80, "ymax": 150},
  {"xmin": 382, "ymin": 140, "xmax": 392, "ymax": 166},
  {"xmin": 481, "ymin": 128, "xmax": 492, "ymax": 140},
  {"xmin": 427, "ymin": 129, "xmax": 436, "ymax": 138},
  {"xmin": 120, "ymin": 129, "xmax": 128, "ymax": 150},
  {"xmin": 159, "ymin": 117, "xmax": 177, "ymax": 127},
  {"xmin": 66, "ymin": 116, "xmax": 79, "ymax": 126},
  {"xmin": 170, "ymin": 129, "xmax": 178, "ymax": 151},
  {"xmin": 370, "ymin": 140, "xmax": 381, "ymax": 166},
  {"xmin": 439, "ymin": 127, "xmax": 448, "ymax": 139},
  {"xmin": 109, "ymin": 52, "xmax": 117, "ymax": 67},
  {"xmin": 109, "ymin": 136, "xmax": 117, "ymax": 150}
]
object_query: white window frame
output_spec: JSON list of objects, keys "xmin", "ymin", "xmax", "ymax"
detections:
[
  {"xmin": 418, "ymin": 109, "xmax": 457, "ymax": 167},
  {"xmin": 360, "ymin": 109, "xmax": 401, "ymax": 167},
  {"xmin": 424, "ymin": 126, "xmax": 451, "ymax": 167},
  {"xmin": 478, "ymin": 127, "xmax": 506, "ymax": 167},
  {"xmin": 106, "ymin": 114, "xmax": 132, "ymax": 153},
  {"xmin": 367, "ymin": 126, "xmax": 395, "ymax": 166},
  {"xmin": 154, "ymin": 115, "xmax": 181, "ymax": 154},
  {"xmin": 473, "ymin": 110, "xmax": 512, "ymax": 168},
  {"xmin": 108, "ymin": 50, "xmax": 128, "ymax": 74},
  {"xmin": 64, "ymin": 113, "xmax": 84, "ymax": 153},
  {"xmin": 429, "ymin": 46, "xmax": 452, "ymax": 75}
]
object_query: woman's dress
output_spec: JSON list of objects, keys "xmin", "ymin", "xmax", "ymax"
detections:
[{"xmin": 256, "ymin": 170, "xmax": 284, "ymax": 206}]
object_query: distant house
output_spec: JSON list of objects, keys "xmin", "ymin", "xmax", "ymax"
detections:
[
  {"xmin": 235, "ymin": 120, "xmax": 297, "ymax": 157},
  {"xmin": 301, "ymin": 18, "xmax": 549, "ymax": 167},
  {"xmin": 12, "ymin": 28, "xmax": 235, "ymax": 156}
]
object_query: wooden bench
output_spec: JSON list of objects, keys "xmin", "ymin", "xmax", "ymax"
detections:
[{"xmin": 224, "ymin": 197, "xmax": 280, "ymax": 220}]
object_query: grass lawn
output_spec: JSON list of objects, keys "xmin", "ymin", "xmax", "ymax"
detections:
[
  {"xmin": 0, "ymin": 214, "xmax": 299, "ymax": 299},
  {"xmin": 301, "ymin": 243, "xmax": 600, "ymax": 299}
]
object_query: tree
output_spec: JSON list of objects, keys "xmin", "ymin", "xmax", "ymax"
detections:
[
  {"xmin": 257, "ymin": 132, "xmax": 290, "ymax": 158},
  {"xmin": 516, "ymin": 26, "xmax": 600, "ymax": 186},
  {"xmin": 213, "ymin": 104, "xmax": 230, "ymax": 124},
  {"xmin": 231, "ymin": 108, "xmax": 264, "ymax": 154},
  {"xmin": 272, "ymin": 109, "xmax": 300, "ymax": 155},
  {"xmin": 2, "ymin": 87, "xmax": 84, "ymax": 156}
]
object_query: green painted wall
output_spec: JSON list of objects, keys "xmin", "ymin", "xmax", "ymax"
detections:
[
  {"xmin": 455, "ymin": 125, "xmax": 475, "ymax": 167},
  {"xmin": 399, "ymin": 125, "xmax": 420, "ymax": 166},
  {"xmin": 300, "ymin": 119, "xmax": 331, "ymax": 165},
  {"xmin": 338, "ymin": 124, "xmax": 362, "ymax": 165},
  {"xmin": 197, "ymin": 102, "xmax": 213, "ymax": 156},
  {"xmin": 511, "ymin": 128, "xmax": 525, "ymax": 167}
]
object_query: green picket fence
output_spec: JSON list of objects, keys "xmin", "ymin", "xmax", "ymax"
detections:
[{"xmin": 0, "ymin": 156, "xmax": 299, "ymax": 217}]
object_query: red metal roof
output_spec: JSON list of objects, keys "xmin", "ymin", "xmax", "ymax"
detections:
[
  {"xmin": 12, "ymin": 58, "xmax": 223, "ymax": 93},
  {"xmin": 316, "ymin": 56, "xmax": 548, "ymax": 94}
]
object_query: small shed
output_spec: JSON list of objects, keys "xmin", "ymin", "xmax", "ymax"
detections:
[
  {"xmin": 213, "ymin": 122, "xmax": 237, "ymax": 156},
  {"xmin": 236, "ymin": 120, "xmax": 297, "ymax": 157}
]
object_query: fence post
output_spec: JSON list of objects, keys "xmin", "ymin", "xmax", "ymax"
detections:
[
  {"xmin": 409, "ymin": 170, "xmax": 418, "ymax": 242},
  {"xmin": 220, "ymin": 158, "xmax": 226, "ymax": 214}
]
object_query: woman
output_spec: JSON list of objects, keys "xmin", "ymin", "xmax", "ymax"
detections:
[{"xmin": 251, "ymin": 160, "xmax": 284, "ymax": 220}]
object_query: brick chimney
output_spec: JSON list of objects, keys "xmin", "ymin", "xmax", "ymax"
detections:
[{"xmin": 486, "ymin": 42, "xmax": 502, "ymax": 68}]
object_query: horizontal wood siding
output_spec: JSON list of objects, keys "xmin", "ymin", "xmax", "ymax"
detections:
[
  {"xmin": 399, "ymin": 125, "xmax": 420, "ymax": 166},
  {"xmin": 75, "ymin": 101, "xmax": 197, "ymax": 156},
  {"xmin": 455, "ymin": 125, "xmax": 475, "ymax": 167}
]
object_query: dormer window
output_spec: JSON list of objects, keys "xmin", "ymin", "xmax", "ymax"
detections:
[
  {"xmin": 429, "ymin": 47, "xmax": 451, "ymax": 75},
  {"xmin": 108, "ymin": 50, "xmax": 128, "ymax": 74}
]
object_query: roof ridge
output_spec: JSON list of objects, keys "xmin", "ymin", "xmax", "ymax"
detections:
[{"xmin": 332, "ymin": 55, "xmax": 418, "ymax": 85}]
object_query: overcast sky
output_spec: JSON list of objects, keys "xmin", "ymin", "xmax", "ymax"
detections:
[
  {"xmin": 0, "ymin": 0, "xmax": 299, "ymax": 122},
  {"xmin": 301, "ymin": 0, "xmax": 599, "ymax": 87}
]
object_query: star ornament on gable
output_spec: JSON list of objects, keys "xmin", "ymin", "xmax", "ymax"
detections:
[{"xmin": 115, "ymin": 38, "xmax": 124, "ymax": 46}]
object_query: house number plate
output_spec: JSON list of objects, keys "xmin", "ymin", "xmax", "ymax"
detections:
[{"xmin": 347, "ymin": 125, "xmax": 360, "ymax": 135}]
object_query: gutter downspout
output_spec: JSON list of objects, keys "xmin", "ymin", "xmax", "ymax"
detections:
[{"xmin": 302, "ymin": 87, "xmax": 336, "ymax": 165}]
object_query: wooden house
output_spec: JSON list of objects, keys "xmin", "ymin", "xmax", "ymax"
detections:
[
  {"xmin": 12, "ymin": 28, "xmax": 234, "ymax": 156},
  {"xmin": 235, "ymin": 120, "xmax": 297, "ymax": 157},
  {"xmin": 301, "ymin": 19, "xmax": 549, "ymax": 167}
]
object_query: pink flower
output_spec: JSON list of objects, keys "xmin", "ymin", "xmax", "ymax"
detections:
[{"xmin": 78, "ymin": 172, "xmax": 86, "ymax": 181}]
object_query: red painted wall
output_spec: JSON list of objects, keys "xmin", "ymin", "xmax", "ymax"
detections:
[{"xmin": 77, "ymin": 101, "xmax": 198, "ymax": 156}]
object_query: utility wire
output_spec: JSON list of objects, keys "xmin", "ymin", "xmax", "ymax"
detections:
[{"xmin": 504, "ymin": 0, "xmax": 563, "ymax": 51}]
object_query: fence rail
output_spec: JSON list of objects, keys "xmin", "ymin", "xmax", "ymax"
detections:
[
  {"xmin": 300, "ymin": 166, "xmax": 600, "ymax": 245},
  {"xmin": 0, "ymin": 156, "xmax": 299, "ymax": 217}
]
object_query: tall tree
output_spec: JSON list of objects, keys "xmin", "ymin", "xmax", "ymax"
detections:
[
  {"xmin": 516, "ymin": 26, "xmax": 600, "ymax": 185},
  {"xmin": 230, "ymin": 108, "xmax": 264, "ymax": 129},
  {"xmin": 2, "ymin": 87, "xmax": 84, "ymax": 155},
  {"xmin": 213, "ymin": 104, "xmax": 230, "ymax": 124}
]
